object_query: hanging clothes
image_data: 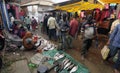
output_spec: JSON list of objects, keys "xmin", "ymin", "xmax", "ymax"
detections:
[
  {"xmin": 100, "ymin": 9, "xmax": 110, "ymax": 22},
  {"xmin": 15, "ymin": 6, "xmax": 19, "ymax": 19},
  {"xmin": 94, "ymin": 9, "xmax": 101, "ymax": 22}
]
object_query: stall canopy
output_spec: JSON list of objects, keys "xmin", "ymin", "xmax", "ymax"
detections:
[
  {"xmin": 98, "ymin": 0, "xmax": 120, "ymax": 4},
  {"xmin": 55, "ymin": 1, "xmax": 104, "ymax": 12},
  {"xmin": 21, "ymin": 1, "xmax": 53, "ymax": 7}
]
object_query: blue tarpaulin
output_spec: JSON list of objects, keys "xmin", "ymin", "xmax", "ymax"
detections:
[{"xmin": 0, "ymin": 0, "xmax": 11, "ymax": 30}]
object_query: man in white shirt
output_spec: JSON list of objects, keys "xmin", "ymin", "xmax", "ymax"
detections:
[
  {"xmin": 47, "ymin": 14, "xmax": 59, "ymax": 40},
  {"xmin": 109, "ymin": 17, "xmax": 120, "ymax": 34}
]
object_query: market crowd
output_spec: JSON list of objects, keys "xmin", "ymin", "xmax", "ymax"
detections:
[
  {"xmin": 9, "ymin": 11, "xmax": 38, "ymax": 38},
  {"xmin": 8, "ymin": 9, "xmax": 120, "ymax": 73},
  {"xmin": 42, "ymin": 12, "xmax": 120, "ymax": 73}
]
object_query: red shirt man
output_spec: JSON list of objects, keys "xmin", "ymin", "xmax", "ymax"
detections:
[{"xmin": 69, "ymin": 18, "xmax": 79, "ymax": 37}]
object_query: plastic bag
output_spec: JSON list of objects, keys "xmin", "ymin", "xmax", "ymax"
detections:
[{"xmin": 101, "ymin": 45, "xmax": 110, "ymax": 60}]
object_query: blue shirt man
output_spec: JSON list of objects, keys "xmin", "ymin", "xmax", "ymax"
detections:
[{"xmin": 110, "ymin": 24, "xmax": 120, "ymax": 48}]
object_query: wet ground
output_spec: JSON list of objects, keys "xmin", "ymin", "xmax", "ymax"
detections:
[
  {"xmin": 66, "ymin": 37, "xmax": 114, "ymax": 73},
  {"xmin": 0, "ymin": 26, "xmax": 115, "ymax": 73}
]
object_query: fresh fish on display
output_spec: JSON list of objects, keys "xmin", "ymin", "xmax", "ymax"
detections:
[
  {"xmin": 64, "ymin": 62, "xmax": 71, "ymax": 69},
  {"xmin": 66, "ymin": 63, "xmax": 74, "ymax": 70},
  {"xmin": 69, "ymin": 66, "xmax": 78, "ymax": 73},
  {"xmin": 63, "ymin": 59, "xmax": 70, "ymax": 66}
]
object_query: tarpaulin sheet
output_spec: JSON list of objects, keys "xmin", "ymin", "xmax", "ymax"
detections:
[
  {"xmin": 55, "ymin": 1, "xmax": 103, "ymax": 12},
  {"xmin": 43, "ymin": 49, "xmax": 90, "ymax": 73},
  {"xmin": 0, "ymin": 0, "xmax": 11, "ymax": 30}
]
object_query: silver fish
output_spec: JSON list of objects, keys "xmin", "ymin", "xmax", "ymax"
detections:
[{"xmin": 69, "ymin": 66, "xmax": 78, "ymax": 73}]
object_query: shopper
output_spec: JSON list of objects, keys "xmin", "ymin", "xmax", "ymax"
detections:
[
  {"xmin": 19, "ymin": 10, "xmax": 25, "ymax": 21},
  {"xmin": 108, "ymin": 14, "xmax": 116, "ymax": 32},
  {"xmin": 107, "ymin": 24, "xmax": 120, "ymax": 73},
  {"xmin": 43, "ymin": 14, "xmax": 48, "ymax": 34},
  {"xmin": 31, "ymin": 17, "xmax": 37, "ymax": 31},
  {"xmin": 24, "ymin": 16, "xmax": 31, "ymax": 31},
  {"xmin": 47, "ymin": 14, "xmax": 59, "ymax": 41},
  {"xmin": 69, "ymin": 15, "xmax": 79, "ymax": 38},
  {"xmin": 12, "ymin": 22, "xmax": 19, "ymax": 34},
  {"xmin": 59, "ymin": 14, "xmax": 70, "ymax": 50},
  {"xmin": 106, "ymin": 16, "xmax": 120, "ymax": 61},
  {"xmin": 56, "ymin": 14, "xmax": 62, "ymax": 41},
  {"xmin": 81, "ymin": 15, "xmax": 97, "ymax": 60},
  {"xmin": 109, "ymin": 16, "xmax": 120, "ymax": 34},
  {"xmin": 17, "ymin": 26, "xmax": 26, "ymax": 38}
]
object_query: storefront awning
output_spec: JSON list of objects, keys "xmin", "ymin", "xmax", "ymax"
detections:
[
  {"xmin": 55, "ymin": 1, "xmax": 104, "ymax": 12},
  {"xmin": 98, "ymin": 0, "xmax": 120, "ymax": 4}
]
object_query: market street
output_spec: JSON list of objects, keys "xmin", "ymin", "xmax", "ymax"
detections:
[
  {"xmin": 0, "ymin": 26, "xmax": 114, "ymax": 73},
  {"xmin": 0, "ymin": 0, "xmax": 120, "ymax": 73}
]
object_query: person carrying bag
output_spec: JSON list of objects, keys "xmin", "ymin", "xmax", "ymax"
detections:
[{"xmin": 106, "ymin": 24, "xmax": 120, "ymax": 73}]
